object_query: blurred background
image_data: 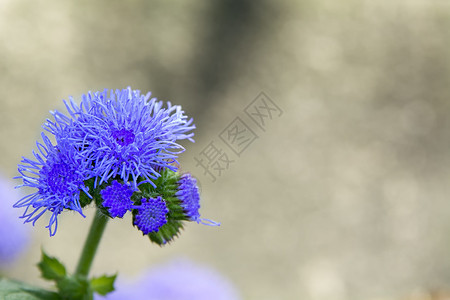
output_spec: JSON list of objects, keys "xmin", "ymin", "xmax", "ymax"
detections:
[{"xmin": 1, "ymin": 0, "xmax": 450, "ymax": 299}]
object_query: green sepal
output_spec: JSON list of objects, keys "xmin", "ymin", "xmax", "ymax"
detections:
[
  {"xmin": 0, "ymin": 278, "xmax": 60, "ymax": 300},
  {"xmin": 79, "ymin": 178, "xmax": 96, "ymax": 208},
  {"xmin": 94, "ymin": 193, "xmax": 113, "ymax": 218},
  {"xmin": 138, "ymin": 170, "xmax": 187, "ymax": 221},
  {"xmin": 148, "ymin": 219, "xmax": 184, "ymax": 245},
  {"xmin": 37, "ymin": 249, "xmax": 67, "ymax": 281},
  {"xmin": 56, "ymin": 275, "xmax": 92, "ymax": 300},
  {"xmin": 135, "ymin": 169, "xmax": 191, "ymax": 245},
  {"xmin": 139, "ymin": 169, "xmax": 179, "ymax": 199},
  {"xmin": 90, "ymin": 274, "xmax": 116, "ymax": 296},
  {"xmin": 165, "ymin": 196, "xmax": 189, "ymax": 221}
]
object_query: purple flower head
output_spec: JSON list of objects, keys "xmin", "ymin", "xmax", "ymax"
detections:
[
  {"xmin": 0, "ymin": 174, "xmax": 31, "ymax": 268},
  {"xmin": 176, "ymin": 173, "xmax": 201, "ymax": 221},
  {"xmin": 98, "ymin": 258, "xmax": 241, "ymax": 300},
  {"xmin": 46, "ymin": 87, "xmax": 195, "ymax": 189},
  {"xmin": 15, "ymin": 133, "xmax": 91, "ymax": 236},
  {"xmin": 176, "ymin": 173, "xmax": 220, "ymax": 226},
  {"xmin": 133, "ymin": 196, "xmax": 169, "ymax": 234},
  {"xmin": 100, "ymin": 180, "xmax": 133, "ymax": 218}
]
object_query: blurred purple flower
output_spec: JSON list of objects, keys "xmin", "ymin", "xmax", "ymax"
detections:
[
  {"xmin": 97, "ymin": 259, "xmax": 241, "ymax": 300},
  {"xmin": 0, "ymin": 174, "xmax": 31, "ymax": 268}
]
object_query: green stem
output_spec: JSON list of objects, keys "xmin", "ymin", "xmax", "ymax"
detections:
[{"xmin": 75, "ymin": 209, "xmax": 109, "ymax": 277}]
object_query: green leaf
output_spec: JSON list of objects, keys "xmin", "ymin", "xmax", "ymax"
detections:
[
  {"xmin": 56, "ymin": 275, "xmax": 92, "ymax": 300},
  {"xmin": 90, "ymin": 274, "xmax": 116, "ymax": 296},
  {"xmin": 0, "ymin": 277, "xmax": 60, "ymax": 300},
  {"xmin": 37, "ymin": 250, "xmax": 67, "ymax": 281}
]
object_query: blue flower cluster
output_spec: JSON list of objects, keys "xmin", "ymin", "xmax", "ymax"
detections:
[{"xmin": 15, "ymin": 87, "xmax": 217, "ymax": 241}]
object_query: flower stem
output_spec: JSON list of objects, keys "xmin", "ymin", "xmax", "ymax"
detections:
[{"xmin": 75, "ymin": 209, "xmax": 109, "ymax": 277}]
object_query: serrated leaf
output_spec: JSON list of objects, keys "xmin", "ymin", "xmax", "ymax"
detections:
[
  {"xmin": 90, "ymin": 274, "xmax": 116, "ymax": 296},
  {"xmin": 0, "ymin": 277, "xmax": 60, "ymax": 300},
  {"xmin": 37, "ymin": 250, "xmax": 66, "ymax": 281},
  {"xmin": 56, "ymin": 275, "xmax": 92, "ymax": 300}
]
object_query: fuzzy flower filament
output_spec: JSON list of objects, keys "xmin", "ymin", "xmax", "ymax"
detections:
[
  {"xmin": 47, "ymin": 88, "xmax": 195, "ymax": 189},
  {"xmin": 15, "ymin": 133, "xmax": 91, "ymax": 236}
]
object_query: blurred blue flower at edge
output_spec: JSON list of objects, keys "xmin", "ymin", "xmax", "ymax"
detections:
[
  {"xmin": 0, "ymin": 173, "xmax": 31, "ymax": 269},
  {"xmin": 96, "ymin": 258, "xmax": 241, "ymax": 300}
]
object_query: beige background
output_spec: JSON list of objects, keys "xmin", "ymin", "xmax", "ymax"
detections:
[{"xmin": 1, "ymin": 1, "xmax": 450, "ymax": 299}]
